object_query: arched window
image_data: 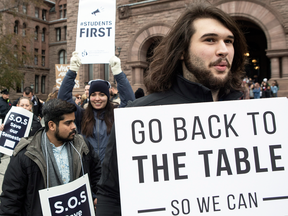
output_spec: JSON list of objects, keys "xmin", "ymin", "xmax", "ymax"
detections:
[
  {"xmin": 59, "ymin": 50, "xmax": 67, "ymax": 64},
  {"xmin": 42, "ymin": 28, "xmax": 46, "ymax": 42},
  {"xmin": 22, "ymin": 23, "xmax": 26, "ymax": 36},
  {"xmin": 35, "ymin": 26, "xmax": 39, "ymax": 40},
  {"xmin": 14, "ymin": 21, "xmax": 19, "ymax": 34}
]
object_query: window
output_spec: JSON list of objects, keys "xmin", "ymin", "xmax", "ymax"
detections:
[
  {"xmin": 59, "ymin": 50, "xmax": 67, "ymax": 64},
  {"xmin": 41, "ymin": 50, "xmax": 45, "ymax": 66},
  {"xmin": 16, "ymin": 79, "xmax": 24, "ymax": 93},
  {"xmin": 42, "ymin": 28, "xmax": 45, "ymax": 42},
  {"xmin": 14, "ymin": 21, "xmax": 19, "ymax": 34},
  {"xmin": 22, "ymin": 46, "xmax": 26, "ymax": 64},
  {"xmin": 35, "ymin": 75, "xmax": 39, "ymax": 94},
  {"xmin": 59, "ymin": 5, "xmax": 63, "ymax": 18},
  {"xmin": 35, "ymin": 7, "xmax": 39, "ymax": 18},
  {"xmin": 34, "ymin": 49, "xmax": 38, "ymax": 65},
  {"xmin": 56, "ymin": 28, "xmax": 61, "ymax": 41},
  {"xmin": 42, "ymin": 9, "xmax": 47, "ymax": 20},
  {"xmin": 41, "ymin": 76, "xmax": 46, "ymax": 93},
  {"xmin": 22, "ymin": 23, "xmax": 26, "ymax": 36},
  {"xmin": 35, "ymin": 26, "xmax": 39, "ymax": 40},
  {"xmin": 22, "ymin": 4, "xmax": 27, "ymax": 14},
  {"xmin": 14, "ymin": 46, "xmax": 18, "ymax": 59}
]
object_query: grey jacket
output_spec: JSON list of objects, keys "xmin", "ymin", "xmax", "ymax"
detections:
[{"xmin": 0, "ymin": 128, "xmax": 101, "ymax": 216}]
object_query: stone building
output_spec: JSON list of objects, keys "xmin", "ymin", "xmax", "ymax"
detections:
[
  {"xmin": 5, "ymin": 0, "xmax": 288, "ymax": 101},
  {"xmin": 68, "ymin": 0, "xmax": 288, "ymax": 97},
  {"xmin": 1, "ymin": 0, "xmax": 68, "ymax": 102}
]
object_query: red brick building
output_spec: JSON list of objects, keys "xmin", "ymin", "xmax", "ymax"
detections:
[
  {"xmin": 68, "ymin": 0, "xmax": 288, "ymax": 97},
  {"xmin": 5, "ymin": 0, "xmax": 288, "ymax": 100}
]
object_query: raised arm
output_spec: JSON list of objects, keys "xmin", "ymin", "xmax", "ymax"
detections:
[{"xmin": 109, "ymin": 56, "xmax": 135, "ymax": 108}]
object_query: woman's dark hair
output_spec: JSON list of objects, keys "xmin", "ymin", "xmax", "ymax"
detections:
[
  {"xmin": 144, "ymin": 1, "xmax": 247, "ymax": 93},
  {"xmin": 81, "ymin": 100, "xmax": 114, "ymax": 137}
]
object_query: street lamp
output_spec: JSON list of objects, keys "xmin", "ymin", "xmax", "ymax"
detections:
[{"xmin": 30, "ymin": 84, "xmax": 34, "ymax": 90}]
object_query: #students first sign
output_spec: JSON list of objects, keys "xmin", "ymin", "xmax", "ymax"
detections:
[
  {"xmin": 76, "ymin": 0, "xmax": 116, "ymax": 64},
  {"xmin": 114, "ymin": 98, "xmax": 288, "ymax": 215}
]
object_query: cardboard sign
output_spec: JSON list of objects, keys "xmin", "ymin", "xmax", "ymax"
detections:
[
  {"xmin": 0, "ymin": 106, "xmax": 33, "ymax": 156},
  {"xmin": 75, "ymin": 0, "xmax": 116, "ymax": 64},
  {"xmin": 39, "ymin": 174, "xmax": 95, "ymax": 216},
  {"xmin": 114, "ymin": 97, "xmax": 288, "ymax": 215},
  {"xmin": 55, "ymin": 64, "xmax": 80, "ymax": 89}
]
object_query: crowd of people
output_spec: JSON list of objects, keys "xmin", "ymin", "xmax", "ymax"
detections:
[
  {"xmin": 0, "ymin": 2, "xmax": 283, "ymax": 215},
  {"xmin": 241, "ymin": 76, "xmax": 279, "ymax": 99}
]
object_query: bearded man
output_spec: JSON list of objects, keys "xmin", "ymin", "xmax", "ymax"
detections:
[
  {"xmin": 96, "ymin": 2, "xmax": 247, "ymax": 215},
  {"xmin": 0, "ymin": 99, "xmax": 101, "ymax": 215}
]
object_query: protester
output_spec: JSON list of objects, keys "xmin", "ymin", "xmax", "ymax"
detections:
[
  {"xmin": 74, "ymin": 93, "xmax": 82, "ymax": 106},
  {"xmin": 96, "ymin": 2, "xmax": 247, "ymax": 215},
  {"xmin": 0, "ymin": 89, "xmax": 12, "ymax": 123},
  {"xmin": 252, "ymin": 82, "xmax": 261, "ymax": 99},
  {"xmin": 12, "ymin": 86, "xmax": 43, "ymax": 119},
  {"xmin": 271, "ymin": 80, "xmax": 279, "ymax": 97},
  {"xmin": 0, "ymin": 99, "xmax": 101, "ymax": 215},
  {"xmin": 58, "ymin": 52, "xmax": 135, "ymax": 163},
  {"xmin": 0, "ymin": 97, "xmax": 42, "ymax": 136},
  {"xmin": 81, "ymin": 84, "xmax": 90, "ymax": 108},
  {"xmin": 110, "ymin": 82, "xmax": 121, "ymax": 107}
]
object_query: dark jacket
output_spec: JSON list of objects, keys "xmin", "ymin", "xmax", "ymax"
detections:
[
  {"xmin": 0, "ymin": 97, "xmax": 12, "ymax": 121},
  {"xmin": 29, "ymin": 114, "xmax": 43, "ymax": 136},
  {"xmin": 0, "ymin": 128, "xmax": 101, "ymax": 216},
  {"xmin": 96, "ymin": 74, "xmax": 243, "ymax": 215},
  {"xmin": 12, "ymin": 96, "xmax": 43, "ymax": 118},
  {"xmin": 58, "ymin": 70, "xmax": 135, "ymax": 162}
]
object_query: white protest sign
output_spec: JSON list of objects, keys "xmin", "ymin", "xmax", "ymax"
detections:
[
  {"xmin": 115, "ymin": 97, "xmax": 288, "ymax": 215},
  {"xmin": 0, "ymin": 106, "xmax": 33, "ymax": 156},
  {"xmin": 39, "ymin": 174, "xmax": 95, "ymax": 216},
  {"xmin": 76, "ymin": 0, "xmax": 116, "ymax": 64}
]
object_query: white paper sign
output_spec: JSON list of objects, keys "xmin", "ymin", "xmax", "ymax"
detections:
[
  {"xmin": 39, "ymin": 174, "xmax": 95, "ymax": 216},
  {"xmin": 75, "ymin": 0, "xmax": 116, "ymax": 64},
  {"xmin": 0, "ymin": 106, "xmax": 33, "ymax": 156},
  {"xmin": 115, "ymin": 97, "xmax": 288, "ymax": 215}
]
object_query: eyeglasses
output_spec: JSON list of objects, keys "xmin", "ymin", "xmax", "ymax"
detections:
[
  {"xmin": 88, "ymin": 79, "xmax": 111, "ymax": 88},
  {"xmin": 77, "ymin": 97, "xmax": 82, "ymax": 99}
]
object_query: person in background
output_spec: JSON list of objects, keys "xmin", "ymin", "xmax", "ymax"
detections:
[
  {"xmin": 0, "ymin": 89, "xmax": 12, "ymax": 123},
  {"xmin": 58, "ymin": 52, "xmax": 135, "ymax": 163},
  {"xmin": 271, "ymin": 80, "xmax": 279, "ymax": 97},
  {"xmin": 134, "ymin": 88, "xmax": 145, "ymax": 99},
  {"xmin": 0, "ymin": 97, "xmax": 42, "ymax": 136},
  {"xmin": 96, "ymin": 2, "xmax": 247, "ymax": 215},
  {"xmin": 74, "ymin": 94, "xmax": 82, "ymax": 106},
  {"xmin": 12, "ymin": 86, "xmax": 43, "ymax": 119},
  {"xmin": 262, "ymin": 85, "xmax": 272, "ymax": 98},
  {"xmin": 81, "ymin": 84, "xmax": 90, "ymax": 108},
  {"xmin": 110, "ymin": 83, "xmax": 121, "ymax": 108},
  {"xmin": 253, "ymin": 82, "xmax": 261, "ymax": 99}
]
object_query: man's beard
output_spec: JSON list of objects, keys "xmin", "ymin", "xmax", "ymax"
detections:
[
  {"xmin": 55, "ymin": 126, "xmax": 76, "ymax": 143},
  {"xmin": 184, "ymin": 51, "xmax": 232, "ymax": 91}
]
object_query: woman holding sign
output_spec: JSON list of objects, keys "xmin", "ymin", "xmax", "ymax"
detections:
[
  {"xmin": 58, "ymin": 52, "xmax": 135, "ymax": 163},
  {"xmin": 0, "ymin": 97, "xmax": 42, "ymax": 136}
]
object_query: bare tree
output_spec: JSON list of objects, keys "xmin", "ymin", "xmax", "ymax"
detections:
[{"xmin": 0, "ymin": 0, "xmax": 43, "ymax": 90}]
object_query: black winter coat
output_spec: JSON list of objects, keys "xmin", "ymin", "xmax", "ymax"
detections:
[
  {"xmin": 0, "ymin": 129, "xmax": 101, "ymax": 216},
  {"xmin": 96, "ymin": 75, "xmax": 243, "ymax": 215}
]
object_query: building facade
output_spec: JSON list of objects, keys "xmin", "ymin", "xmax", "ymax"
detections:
[
  {"xmin": 5, "ymin": 0, "xmax": 288, "ymax": 101},
  {"xmin": 68, "ymin": 0, "xmax": 288, "ymax": 97}
]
